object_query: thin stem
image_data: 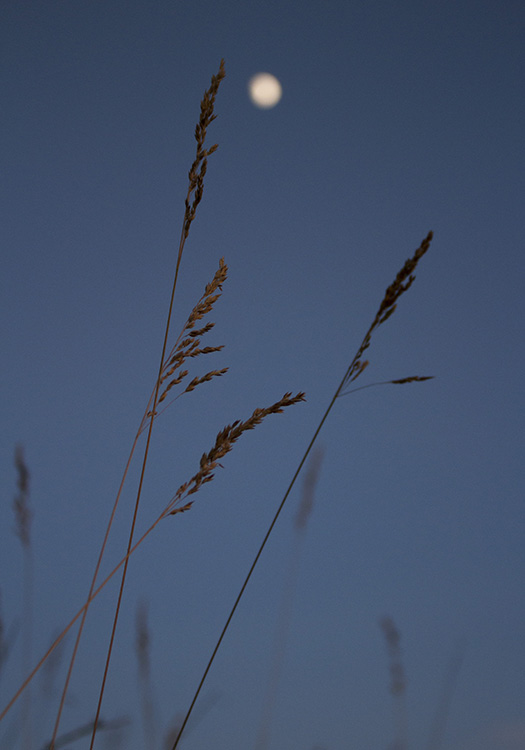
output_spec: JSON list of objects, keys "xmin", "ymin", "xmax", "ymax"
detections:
[
  {"xmin": 49, "ymin": 429, "xmax": 141, "ymax": 747},
  {"xmin": 88, "ymin": 59, "xmax": 225, "ymax": 747},
  {"xmin": 171, "ymin": 382, "xmax": 345, "ymax": 750},
  {"xmin": 254, "ymin": 448, "xmax": 322, "ymax": 750},
  {"xmin": 89, "ymin": 178, "xmax": 192, "ymax": 750},
  {"xmin": 49, "ymin": 368, "xmax": 164, "ymax": 746},
  {"xmin": 171, "ymin": 232, "xmax": 433, "ymax": 749}
]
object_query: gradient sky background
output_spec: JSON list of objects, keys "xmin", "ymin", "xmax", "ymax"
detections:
[{"xmin": 1, "ymin": 2, "xmax": 524, "ymax": 749}]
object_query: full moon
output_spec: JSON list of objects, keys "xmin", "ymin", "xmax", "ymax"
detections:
[{"xmin": 248, "ymin": 73, "xmax": 282, "ymax": 109}]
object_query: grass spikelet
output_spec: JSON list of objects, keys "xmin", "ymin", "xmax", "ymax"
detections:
[
  {"xmin": 380, "ymin": 616, "xmax": 407, "ymax": 697},
  {"xmin": 13, "ymin": 445, "xmax": 34, "ymax": 750},
  {"xmin": 135, "ymin": 600, "xmax": 157, "ymax": 750},
  {"xmin": 13, "ymin": 445, "xmax": 31, "ymax": 548},
  {"xmin": 166, "ymin": 392, "xmax": 306, "ymax": 516},
  {"xmin": 183, "ymin": 369, "xmax": 229, "ymax": 394},
  {"xmin": 146, "ymin": 258, "xmax": 228, "ymax": 417},
  {"xmin": 380, "ymin": 616, "xmax": 408, "ymax": 750},
  {"xmin": 147, "ymin": 258, "xmax": 228, "ymax": 415},
  {"xmin": 391, "ymin": 375, "xmax": 434, "ymax": 385},
  {"xmin": 183, "ymin": 60, "xmax": 226, "ymax": 240},
  {"xmin": 340, "ymin": 231, "xmax": 433, "ymax": 392},
  {"xmin": 339, "ymin": 374, "xmax": 434, "ymax": 399},
  {"xmin": 295, "ymin": 445, "xmax": 324, "ymax": 532}
]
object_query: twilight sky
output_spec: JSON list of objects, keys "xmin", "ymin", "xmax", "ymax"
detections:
[{"xmin": 1, "ymin": 2, "xmax": 524, "ymax": 749}]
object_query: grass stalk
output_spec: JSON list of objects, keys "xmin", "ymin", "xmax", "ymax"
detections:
[
  {"xmin": 171, "ymin": 231, "xmax": 434, "ymax": 749},
  {"xmin": 254, "ymin": 447, "xmax": 324, "ymax": 750},
  {"xmin": 86, "ymin": 59, "xmax": 227, "ymax": 749},
  {"xmin": 13, "ymin": 446, "xmax": 33, "ymax": 750}
]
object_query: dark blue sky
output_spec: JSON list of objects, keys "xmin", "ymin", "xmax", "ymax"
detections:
[{"xmin": 1, "ymin": 2, "xmax": 524, "ymax": 749}]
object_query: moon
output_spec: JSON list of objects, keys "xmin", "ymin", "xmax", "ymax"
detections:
[{"xmin": 248, "ymin": 73, "xmax": 282, "ymax": 109}]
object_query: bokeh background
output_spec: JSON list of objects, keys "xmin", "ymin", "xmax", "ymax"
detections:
[{"xmin": 1, "ymin": 1, "xmax": 524, "ymax": 749}]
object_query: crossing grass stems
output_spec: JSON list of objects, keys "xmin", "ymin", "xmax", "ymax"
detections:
[{"xmin": 1, "ymin": 60, "xmax": 438, "ymax": 749}]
